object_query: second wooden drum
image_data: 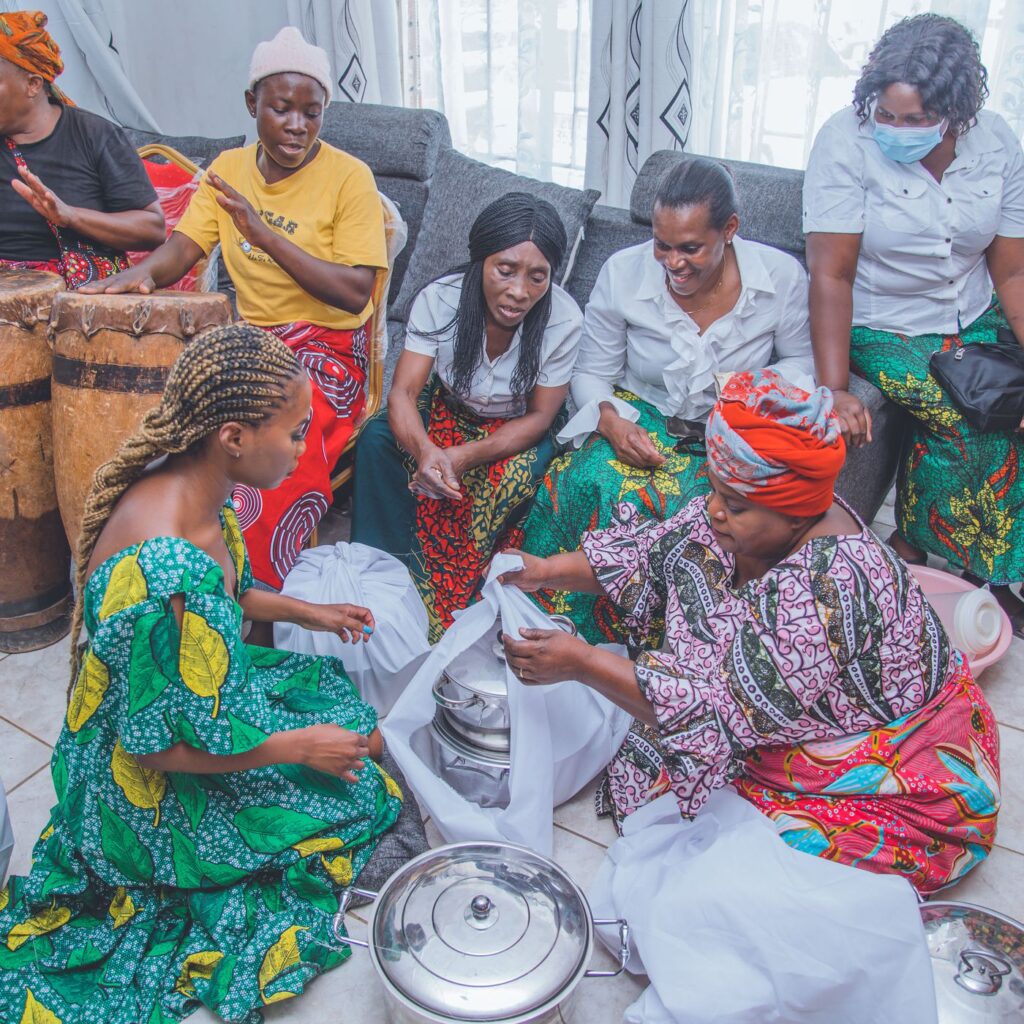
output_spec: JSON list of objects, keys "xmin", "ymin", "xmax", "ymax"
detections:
[{"xmin": 50, "ymin": 290, "xmax": 233, "ymax": 552}]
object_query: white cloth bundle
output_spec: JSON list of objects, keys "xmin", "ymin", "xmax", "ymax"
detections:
[
  {"xmin": 590, "ymin": 790, "xmax": 937, "ymax": 1024},
  {"xmin": 382, "ymin": 553, "xmax": 632, "ymax": 856},
  {"xmin": 0, "ymin": 779, "xmax": 14, "ymax": 886},
  {"xmin": 274, "ymin": 542, "xmax": 430, "ymax": 715}
]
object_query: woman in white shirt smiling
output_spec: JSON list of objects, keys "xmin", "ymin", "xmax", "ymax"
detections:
[
  {"xmin": 804, "ymin": 14, "xmax": 1024, "ymax": 627},
  {"xmin": 351, "ymin": 192, "xmax": 581, "ymax": 639},
  {"xmin": 521, "ymin": 157, "xmax": 814, "ymax": 644}
]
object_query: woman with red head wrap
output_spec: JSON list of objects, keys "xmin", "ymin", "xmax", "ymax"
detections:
[
  {"xmin": 0, "ymin": 10, "xmax": 164, "ymax": 285},
  {"xmin": 498, "ymin": 368, "xmax": 999, "ymax": 895}
]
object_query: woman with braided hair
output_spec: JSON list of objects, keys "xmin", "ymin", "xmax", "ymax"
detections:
[
  {"xmin": 0, "ymin": 324, "xmax": 411, "ymax": 1024},
  {"xmin": 350, "ymin": 192, "xmax": 582, "ymax": 639}
]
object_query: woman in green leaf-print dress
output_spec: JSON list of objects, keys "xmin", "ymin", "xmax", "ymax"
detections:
[{"xmin": 0, "ymin": 325, "xmax": 405, "ymax": 1024}]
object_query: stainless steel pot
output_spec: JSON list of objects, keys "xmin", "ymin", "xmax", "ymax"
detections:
[
  {"xmin": 428, "ymin": 713, "xmax": 510, "ymax": 808},
  {"xmin": 921, "ymin": 900, "xmax": 1024, "ymax": 1022},
  {"xmin": 432, "ymin": 615, "xmax": 578, "ymax": 755},
  {"xmin": 331, "ymin": 841, "xmax": 629, "ymax": 1023}
]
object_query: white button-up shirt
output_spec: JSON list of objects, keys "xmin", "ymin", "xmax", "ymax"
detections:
[
  {"xmin": 561, "ymin": 236, "xmax": 814, "ymax": 442},
  {"xmin": 803, "ymin": 107, "xmax": 1024, "ymax": 336},
  {"xmin": 403, "ymin": 273, "xmax": 582, "ymax": 418}
]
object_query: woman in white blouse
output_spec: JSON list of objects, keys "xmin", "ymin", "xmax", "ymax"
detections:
[
  {"xmin": 351, "ymin": 192, "xmax": 582, "ymax": 639},
  {"xmin": 804, "ymin": 14, "xmax": 1024, "ymax": 626},
  {"xmin": 521, "ymin": 157, "xmax": 814, "ymax": 644}
]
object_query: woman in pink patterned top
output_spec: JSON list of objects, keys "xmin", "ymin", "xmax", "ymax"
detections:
[{"xmin": 501, "ymin": 369, "xmax": 999, "ymax": 894}]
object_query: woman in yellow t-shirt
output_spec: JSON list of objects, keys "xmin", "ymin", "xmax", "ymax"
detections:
[{"xmin": 82, "ymin": 28, "xmax": 387, "ymax": 590}]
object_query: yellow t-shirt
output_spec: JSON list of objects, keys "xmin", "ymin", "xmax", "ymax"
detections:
[{"xmin": 174, "ymin": 142, "xmax": 386, "ymax": 330}]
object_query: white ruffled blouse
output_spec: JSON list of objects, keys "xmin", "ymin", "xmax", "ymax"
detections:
[{"xmin": 560, "ymin": 236, "xmax": 815, "ymax": 445}]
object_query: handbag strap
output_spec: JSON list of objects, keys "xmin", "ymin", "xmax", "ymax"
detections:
[{"xmin": 4, "ymin": 135, "xmax": 67, "ymax": 255}]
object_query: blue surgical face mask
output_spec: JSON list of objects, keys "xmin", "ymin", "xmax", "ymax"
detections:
[{"xmin": 873, "ymin": 117, "xmax": 948, "ymax": 163}]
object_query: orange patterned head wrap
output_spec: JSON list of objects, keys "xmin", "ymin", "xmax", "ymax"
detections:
[
  {"xmin": 0, "ymin": 10, "xmax": 73, "ymax": 104},
  {"xmin": 705, "ymin": 368, "xmax": 846, "ymax": 517}
]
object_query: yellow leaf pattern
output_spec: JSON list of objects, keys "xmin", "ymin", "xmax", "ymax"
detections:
[
  {"xmin": 179, "ymin": 611, "xmax": 229, "ymax": 717},
  {"xmin": 222, "ymin": 508, "xmax": 246, "ymax": 590},
  {"xmin": 111, "ymin": 740, "xmax": 166, "ymax": 827},
  {"xmin": 0, "ymin": 885, "xmax": 8, "ymax": 912},
  {"xmin": 381, "ymin": 769, "xmax": 403, "ymax": 801},
  {"xmin": 174, "ymin": 950, "xmax": 224, "ymax": 997},
  {"xmin": 258, "ymin": 924, "xmax": 307, "ymax": 1004},
  {"xmin": 7, "ymin": 904, "xmax": 71, "ymax": 951},
  {"xmin": 108, "ymin": 886, "xmax": 136, "ymax": 929},
  {"xmin": 19, "ymin": 990, "xmax": 62, "ymax": 1024},
  {"xmin": 97, "ymin": 549, "xmax": 148, "ymax": 621},
  {"xmin": 321, "ymin": 852, "xmax": 353, "ymax": 886},
  {"xmin": 291, "ymin": 836, "xmax": 346, "ymax": 857},
  {"xmin": 66, "ymin": 651, "xmax": 109, "ymax": 733}
]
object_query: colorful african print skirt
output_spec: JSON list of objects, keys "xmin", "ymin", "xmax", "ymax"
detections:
[
  {"xmin": 600, "ymin": 658, "xmax": 999, "ymax": 895},
  {"xmin": 351, "ymin": 378, "xmax": 558, "ymax": 642},
  {"xmin": 233, "ymin": 320, "xmax": 367, "ymax": 590},
  {"xmin": 520, "ymin": 389, "xmax": 709, "ymax": 645},
  {"xmin": 851, "ymin": 303, "xmax": 1024, "ymax": 583}
]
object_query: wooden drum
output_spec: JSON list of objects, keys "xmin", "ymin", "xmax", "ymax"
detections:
[
  {"xmin": 50, "ymin": 291, "xmax": 233, "ymax": 553},
  {"xmin": 0, "ymin": 270, "xmax": 70, "ymax": 653}
]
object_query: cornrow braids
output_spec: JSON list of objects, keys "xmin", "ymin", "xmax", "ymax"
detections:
[{"xmin": 68, "ymin": 323, "xmax": 302, "ymax": 689}]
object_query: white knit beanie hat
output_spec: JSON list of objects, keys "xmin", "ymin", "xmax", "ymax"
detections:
[{"xmin": 248, "ymin": 26, "xmax": 333, "ymax": 102}]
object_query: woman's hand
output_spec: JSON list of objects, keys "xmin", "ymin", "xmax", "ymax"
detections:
[
  {"xmin": 410, "ymin": 444, "xmax": 463, "ymax": 500},
  {"xmin": 301, "ymin": 603, "xmax": 375, "ymax": 644},
  {"xmin": 295, "ymin": 724, "xmax": 371, "ymax": 782},
  {"xmin": 209, "ymin": 173, "xmax": 268, "ymax": 248},
  {"xmin": 78, "ymin": 263, "xmax": 158, "ymax": 294},
  {"xmin": 11, "ymin": 164, "xmax": 74, "ymax": 226},
  {"xmin": 831, "ymin": 389, "xmax": 872, "ymax": 448},
  {"xmin": 496, "ymin": 548, "xmax": 551, "ymax": 592},
  {"xmin": 599, "ymin": 408, "xmax": 666, "ymax": 468},
  {"xmin": 502, "ymin": 627, "xmax": 590, "ymax": 685}
]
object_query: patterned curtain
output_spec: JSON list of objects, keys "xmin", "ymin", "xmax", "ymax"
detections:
[{"xmin": 584, "ymin": 0, "xmax": 695, "ymax": 207}]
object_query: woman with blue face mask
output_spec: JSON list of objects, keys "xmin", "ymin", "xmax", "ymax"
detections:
[{"xmin": 804, "ymin": 13, "xmax": 1024, "ymax": 631}]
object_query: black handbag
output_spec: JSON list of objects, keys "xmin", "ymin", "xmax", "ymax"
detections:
[{"xmin": 929, "ymin": 327, "xmax": 1024, "ymax": 432}]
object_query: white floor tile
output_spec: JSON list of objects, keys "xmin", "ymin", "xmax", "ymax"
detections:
[
  {"xmin": 0, "ymin": 718, "xmax": 53, "ymax": 793},
  {"xmin": 995, "ymin": 723, "xmax": 1024, "ymax": 856},
  {"xmin": 938, "ymin": 844, "xmax": 1024, "ymax": 924},
  {"xmin": 0, "ymin": 636, "xmax": 72, "ymax": 747},
  {"xmin": 977, "ymin": 636, "xmax": 1024, "ymax": 731},
  {"xmin": 4, "ymin": 766, "xmax": 57, "ymax": 878},
  {"xmin": 554, "ymin": 780, "xmax": 617, "ymax": 849}
]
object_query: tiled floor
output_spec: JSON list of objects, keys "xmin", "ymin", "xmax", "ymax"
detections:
[{"xmin": 2, "ymin": 497, "xmax": 1022, "ymax": 1021}]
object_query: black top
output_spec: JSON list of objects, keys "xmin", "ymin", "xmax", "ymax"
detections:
[{"xmin": 0, "ymin": 104, "xmax": 158, "ymax": 261}]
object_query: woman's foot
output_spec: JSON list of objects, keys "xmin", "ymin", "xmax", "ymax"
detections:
[
  {"xmin": 887, "ymin": 531, "xmax": 927, "ymax": 566},
  {"xmin": 962, "ymin": 573, "xmax": 1024, "ymax": 638}
]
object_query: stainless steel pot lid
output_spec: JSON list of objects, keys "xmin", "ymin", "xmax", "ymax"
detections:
[
  {"xmin": 444, "ymin": 639, "xmax": 509, "ymax": 698},
  {"xmin": 920, "ymin": 901, "xmax": 1024, "ymax": 1021},
  {"xmin": 431, "ymin": 714, "xmax": 511, "ymax": 766},
  {"xmin": 371, "ymin": 841, "xmax": 591, "ymax": 1021}
]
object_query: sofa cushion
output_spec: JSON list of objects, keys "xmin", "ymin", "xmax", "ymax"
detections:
[
  {"xmin": 123, "ymin": 130, "xmax": 245, "ymax": 168},
  {"xmin": 319, "ymin": 102, "xmax": 451, "ymax": 181},
  {"xmin": 375, "ymin": 176, "xmax": 430, "ymax": 303},
  {"xmin": 630, "ymin": 150, "xmax": 806, "ymax": 262},
  {"xmin": 565, "ymin": 204, "xmax": 651, "ymax": 310},
  {"xmin": 393, "ymin": 147, "xmax": 600, "ymax": 321}
]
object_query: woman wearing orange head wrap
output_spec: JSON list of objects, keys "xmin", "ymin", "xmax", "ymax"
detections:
[
  {"xmin": 0, "ymin": 10, "xmax": 164, "ymax": 285},
  {"xmin": 498, "ymin": 368, "xmax": 999, "ymax": 895}
]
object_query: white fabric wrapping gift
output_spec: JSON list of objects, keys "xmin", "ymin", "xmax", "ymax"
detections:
[
  {"xmin": 557, "ymin": 394, "xmax": 641, "ymax": 448},
  {"xmin": 0, "ymin": 780, "xmax": 14, "ymax": 886},
  {"xmin": 382, "ymin": 553, "xmax": 632, "ymax": 856},
  {"xmin": 274, "ymin": 542, "xmax": 430, "ymax": 715},
  {"xmin": 590, "ymin": 790, "xmax": 937, "ymax": 1024}
]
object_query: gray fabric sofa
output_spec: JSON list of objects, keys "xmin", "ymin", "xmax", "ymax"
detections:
[{"xmin": 158, "ymin": 101, "xmax": 903, "ymax": 524}]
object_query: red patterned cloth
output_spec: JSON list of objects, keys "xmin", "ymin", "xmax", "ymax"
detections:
[
  {"xmin": 232, "ymin": 320, "xmax": 367, "ymax": 589},
  {"xmin": 706, "ymin": 367, "xmax": 845, "ymax": 516},
  {"xmin": 736, "ymin": 661, "xmax": 999, "ymax": 895}
]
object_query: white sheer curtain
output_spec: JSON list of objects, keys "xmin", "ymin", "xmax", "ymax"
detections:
[
  {"xmin": 404, "ymin": 0, "xmax": 591, "ymax": 185},
  {"xmin": 689, "ymin": 0, "xmax": 1024, "ymax": 170},
  {"xmin": 584, "ymin": 0, "xmax": 695, "ymax": 207}
]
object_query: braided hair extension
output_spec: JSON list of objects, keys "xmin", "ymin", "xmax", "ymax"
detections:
[
  {"xmin": 853, "ymin": 15, "xmax": 988, "ymax": 136},
  {"xmin": 68, "ymin": 323, "xmax": 302, "ymax": 689},
  {"xmin": 412, "ymin": 191, "xmax": 568, "ymax": 399}
]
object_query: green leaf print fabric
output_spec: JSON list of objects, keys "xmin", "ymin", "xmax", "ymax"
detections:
[{"xmin": 0, "ymin": 507, "xmax": 402, "ymax": 1023}]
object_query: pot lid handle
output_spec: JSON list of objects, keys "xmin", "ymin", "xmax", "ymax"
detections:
[{"xmin": 954, "ymin": 948, "xmax": 1012, "ymax": 995}]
